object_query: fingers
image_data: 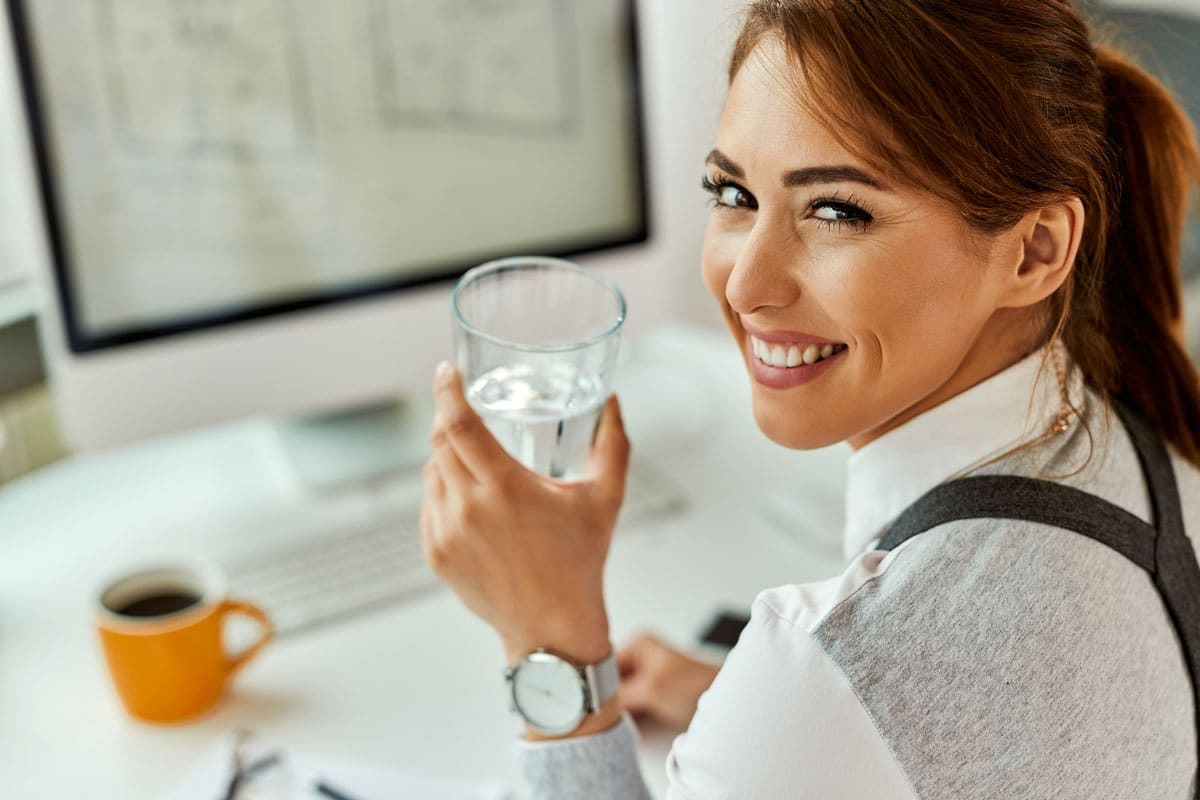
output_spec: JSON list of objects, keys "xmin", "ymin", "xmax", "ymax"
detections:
[
  {"xmin": 420, "ymin": 461, "xmax": 446, "ymax": 569},
  {"xmin": 617, "ymin": 675, "xmax": 657, "ymax": 719},
  {"xmin": 617, "ymin": 632, "xmax": 658, "ymax": 673},
  {"xmin": 432, "ymin": 362, "xmax": 514, "ymax": 481},
  {"xmin": 430, "ymin": 424, "xmax": 473, "ymax": 496},
  {"xmin": 616, "ymin": 633, "xmax": 663, "ymax": 716},
  {"xmin": 419, "ymin": 493, "xmax": 435, "ymax": 556},
  {"xmin": 616, "ymin": 633, "xmax": 720, "ymax": 731},
  {"xmin": 422, "ymin": 458, "xmax": 446, "ymax": 502},
  {"xmin": 588, "ymin": 395, "xmax": 631, "ymax": 503}
]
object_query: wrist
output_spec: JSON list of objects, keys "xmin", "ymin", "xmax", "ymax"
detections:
[
  {"xmin": 500, "ymin": 610, "xmax": 611, "ymax": 666},
  {"xmin": 502, "ymin": 628, "xmax": 612, "ymax": 667}
]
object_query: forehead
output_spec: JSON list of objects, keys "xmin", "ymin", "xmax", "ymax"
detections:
[{"xmin": 717, "ymin": 40, "xmax": 867, "ymax": 173}]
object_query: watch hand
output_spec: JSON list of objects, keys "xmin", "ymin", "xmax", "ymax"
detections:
[{"xmin": 531, "ymin": 686, "xmax": 575, "ymax": 708}]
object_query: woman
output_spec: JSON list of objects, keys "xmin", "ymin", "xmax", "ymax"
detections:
[{"xmin": 420, "ymin": 0, "xmax": 1200, "ymax": 796}]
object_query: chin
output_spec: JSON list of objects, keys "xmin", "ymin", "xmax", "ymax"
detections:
[{"xmin": 750, "ymin": 390, "xmax": 848, "ymax": 450}]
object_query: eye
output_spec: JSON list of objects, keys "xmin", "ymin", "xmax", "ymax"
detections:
[
  {"xmin": 810, "ymin": 197, "xmax": 874, "ymax": 231},
  {"xmin": 701, "ymin": 175, "xmax": 757, "ymax": 211}
]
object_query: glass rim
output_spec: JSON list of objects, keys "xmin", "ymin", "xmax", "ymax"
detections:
[{"xmin": 451, "ymin": 256, "xmax": 627, "ymax": 353}]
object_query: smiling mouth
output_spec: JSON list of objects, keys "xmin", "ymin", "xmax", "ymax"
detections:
[{"xmin": 749, "ymin": 335, "xmax": 848, "ymax": 368}]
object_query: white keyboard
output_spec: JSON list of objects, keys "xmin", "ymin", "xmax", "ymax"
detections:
[
  {"xmin": 224, "ymin": 458, "xmax": 687, "ymax": 637},
  {"xmin": 224, "ymin": 515, "xmax": 432, "ymax": 636}
]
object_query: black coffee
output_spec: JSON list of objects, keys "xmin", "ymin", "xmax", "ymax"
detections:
[{"xmin": 114, "ymin": 591, "xmax": 202, "ymax": 618}]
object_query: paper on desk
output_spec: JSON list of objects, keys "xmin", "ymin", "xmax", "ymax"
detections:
[{"xmin": 169, "ymin": 732, "xmax": 510, "ymax": 800}]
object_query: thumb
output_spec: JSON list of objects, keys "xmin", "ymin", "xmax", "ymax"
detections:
[{"xmin": 588, "ymin": 395, "xmax": 631, "ymax": 490}]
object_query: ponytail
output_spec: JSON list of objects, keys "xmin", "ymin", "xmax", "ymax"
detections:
[{"xmin": 1085, "ymin": 45, "xmax": 1200, "ymax": 464}]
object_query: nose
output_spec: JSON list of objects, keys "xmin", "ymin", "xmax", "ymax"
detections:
[{"xmin": 723, "ymin": 218, "xmax": 803, "ymax": 315}]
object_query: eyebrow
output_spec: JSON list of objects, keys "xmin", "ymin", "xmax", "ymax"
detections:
[{"xmin": 705, "ymin": 149, "xmax": 891, "ymax": 191}]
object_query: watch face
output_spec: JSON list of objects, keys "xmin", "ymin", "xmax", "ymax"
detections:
[{"xmin": 512, "ymin": 652, "xmax": 587, "ymax": 735}]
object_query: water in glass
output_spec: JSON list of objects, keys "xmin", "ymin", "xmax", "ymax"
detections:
[{"xmin": 466, "ymin": 363, "xmax": 606, "ymax": 480}]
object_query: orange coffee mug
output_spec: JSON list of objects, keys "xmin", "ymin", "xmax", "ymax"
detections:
[{"xmin": 95, "ymin": 560, "xmax": 273, "ymax": 724}]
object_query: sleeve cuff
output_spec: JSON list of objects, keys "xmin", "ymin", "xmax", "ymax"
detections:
[{"xmin": 513, "ymin": 713, "xmax": 653, "ymax": 800}]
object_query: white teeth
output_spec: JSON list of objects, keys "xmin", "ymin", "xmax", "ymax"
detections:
[{"xmin": 749, "ymin": 336, "xmax": 844, "ymax": 368}]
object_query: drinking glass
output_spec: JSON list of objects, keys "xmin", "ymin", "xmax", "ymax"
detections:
[{"xmin": 451, "ymin": 256, "xmax": 626, "ymax": 481}]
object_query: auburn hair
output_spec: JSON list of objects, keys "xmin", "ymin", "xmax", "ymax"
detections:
[{"xmin": 729, "ymin": 0, "xmax": 1200, "ymax": 466}]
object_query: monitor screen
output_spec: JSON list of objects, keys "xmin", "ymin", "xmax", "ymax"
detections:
[{"xmin": 9, "ymin": 0, "xmax": 648, "ymax": 352}]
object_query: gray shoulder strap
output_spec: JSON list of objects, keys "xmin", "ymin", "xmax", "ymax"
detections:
[
  {"xmin": 876, "ymin": 405, "xmax": 1199, "ymax": 798},
  {"xmin": 875, "ymin": 473, "xmax": 1156, "ymax": 566}
]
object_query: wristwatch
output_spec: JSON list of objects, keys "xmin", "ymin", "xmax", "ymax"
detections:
[{"xmin": 504, "ymin": 648, "xmax": 620, "ymax": 736}]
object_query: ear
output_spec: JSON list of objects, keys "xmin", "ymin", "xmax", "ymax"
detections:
[{"xmin": 998, "ymin": 198, "xmax": 1085, "ymax": 309}]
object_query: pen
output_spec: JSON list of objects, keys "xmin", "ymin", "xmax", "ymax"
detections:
[{"xmin": 313, "ymin": 779, "xmax": 364, "ymax": 800}]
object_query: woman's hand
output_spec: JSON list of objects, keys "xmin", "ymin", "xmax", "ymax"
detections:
[
  {"xmin": 420, "ymin": 362, "xmax": 631, "ymax": 668},
  {"xmin": 617, "ymin": 634, "xmax": 721, "ymax": 731}
]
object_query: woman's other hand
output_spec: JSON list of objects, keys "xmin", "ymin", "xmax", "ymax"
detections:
[
  {"xmin": 617, "ymin": 634, "xmax": 721, "ymax": 731},
  {"xmin": 420, "ymin": 362, "xmax": 630, "ymax": 667}
]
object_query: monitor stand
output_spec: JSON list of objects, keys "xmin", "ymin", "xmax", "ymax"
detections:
[{"xmin": 270, "ymin": 395, "xmax": 434, "ymax": 493}]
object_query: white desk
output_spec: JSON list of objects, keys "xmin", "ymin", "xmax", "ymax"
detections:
[{"xmin": 0, "ymin": 324, "xmax": 849, "ymax": 799}]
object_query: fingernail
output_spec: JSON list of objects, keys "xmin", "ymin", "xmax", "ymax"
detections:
[{"xmin": 435, "ymin": 361, "xmax": 453, "ymax": 380}]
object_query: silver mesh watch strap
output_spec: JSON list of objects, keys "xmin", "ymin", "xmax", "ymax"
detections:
[{"xmin": 582, "ymin": 650, "xmax": 619, "ymax": 714}]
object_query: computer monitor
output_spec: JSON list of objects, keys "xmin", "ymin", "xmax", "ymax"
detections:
[{"xmin": 5, "ymin": 0, "xmax": 654, "ymax": 483}]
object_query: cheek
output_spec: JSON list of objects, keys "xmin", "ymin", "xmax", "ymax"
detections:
[{"xmin": 821, "ymin": 238, "xmax": 985, "ymax": 354}]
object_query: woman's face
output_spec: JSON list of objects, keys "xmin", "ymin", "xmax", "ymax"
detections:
[{"xmin": 703, "ymin": 41, "xmax": 1033, "ymax": 450}]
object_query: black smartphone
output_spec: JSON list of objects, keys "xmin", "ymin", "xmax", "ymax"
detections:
[{"xmin": 698, "ymin": 610, "xmax": 751, "ymax": 649}]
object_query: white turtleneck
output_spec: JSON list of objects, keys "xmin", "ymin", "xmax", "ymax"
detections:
[{"xmin": 841, "ymin": 344, "xmax": 1081, "ymax": 560}]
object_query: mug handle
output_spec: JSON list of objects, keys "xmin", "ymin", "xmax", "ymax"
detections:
[{"xmin": 219, "ymin": 599, "xmax": 274, "ymax": 677}]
